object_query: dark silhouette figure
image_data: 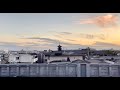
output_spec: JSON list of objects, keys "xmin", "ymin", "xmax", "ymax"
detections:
[
  {"xmin": 67, "ymin": 57, "xmax": 70, "ymax": 62},
  {"xmin": 82, "ymin": 55, "xmax": 86, "ymax": 60}
]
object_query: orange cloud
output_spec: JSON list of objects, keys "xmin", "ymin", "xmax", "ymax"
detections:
[{"xmin": 79, "ymin": 14, "xmax": 118, "ymax": 27}]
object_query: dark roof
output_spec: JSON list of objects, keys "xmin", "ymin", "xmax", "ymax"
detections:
[
  {"xmin": 44, "ymin": 52, "xmax": 62, "ymax": 56},
  {"xmin": 44, "ymin": 50, "xmax": 87, "ymax": 56},
  {"xmin": 64, "ymin": 50, "xmax": 87, "ymax": 55},
  {"xmin": 29, "ymin": 53, "xmax": 37, "ymax": 55},
  {"xmin": 49, "ymin": 60, "xmax": 70, "ymax": 63},
  {"xmin": 72, "ymin": 60, "xmax": 90, "ymax": 63}
]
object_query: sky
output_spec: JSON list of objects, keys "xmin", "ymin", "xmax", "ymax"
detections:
[{"xmin": 0, "ymin": 13, "xmax": 120, "ymax": 51}]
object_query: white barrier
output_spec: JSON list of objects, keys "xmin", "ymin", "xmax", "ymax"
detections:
[{"xmin": 0, "ymin": 63, "xmax": 120, "ymax": 77}]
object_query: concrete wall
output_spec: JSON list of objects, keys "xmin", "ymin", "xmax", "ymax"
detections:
[{"xmin": 0, "ymin": 63, "xmax": 120, "ymax": 77}]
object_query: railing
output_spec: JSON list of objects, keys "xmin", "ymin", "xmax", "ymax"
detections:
[{"xmin": 0, "ymin": 63, "xmax": 120, "ymax": 77}]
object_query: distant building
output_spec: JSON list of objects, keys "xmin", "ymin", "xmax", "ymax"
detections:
[
  {"xmin": 8, "ymin": 53, "xmax": 38, "ymax": 63},
  {"xmin": 44, "ymin": 44, "xmax": 84, "ymax": 62}
]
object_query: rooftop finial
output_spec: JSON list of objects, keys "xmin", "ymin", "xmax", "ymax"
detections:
[{"xmin": 58, "ymin": 42, "xmax": 62, "ymax": 51}]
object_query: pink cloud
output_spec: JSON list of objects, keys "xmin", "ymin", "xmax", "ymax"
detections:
[{"xmin": 79, "ymin": 14, "xmax": 118, "ymax": 27}]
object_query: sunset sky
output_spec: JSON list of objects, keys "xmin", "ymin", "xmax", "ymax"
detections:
[{"xmin": 0, "ymin": 13, "xmax": 120, "ymax": 51}]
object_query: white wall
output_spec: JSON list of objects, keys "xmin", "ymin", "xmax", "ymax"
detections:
[
  {"xmin": 45, "ymin": 56, "xmax": 82, "ymax": 62},
  {"xmin": 8, "ymin": 54, "xmax": 35, "ymax": 63},
  {"xmin": 19, "ymin": 54, "xmax": 34, "ymax": 62},
  {"xmin": 8, "ymin": 54, "xmax": 19, "ymax": 63}
]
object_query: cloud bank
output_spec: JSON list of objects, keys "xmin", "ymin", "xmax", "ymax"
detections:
[{"xmin": 79, "ymin": 33, "xmax": 106, "ymax": 40}]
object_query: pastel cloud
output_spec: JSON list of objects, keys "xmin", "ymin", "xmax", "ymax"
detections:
[
  {"xmin": 59, "ymin": 32, "xmax": 72, "ymax": 35},
  {"xmin": 79, "ymin": 14, "xmax": 118, "ymax": 27},
  {"xmin": 24, "ymin": 37, "xmax": 84, "ymax": 46},
  {"xmin": 79, "ymin": 33, "xmax": 106, "ymax": 40}
]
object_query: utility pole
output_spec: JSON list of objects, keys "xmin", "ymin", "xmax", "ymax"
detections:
[{"xmin": 87, "ymin": 47, "xmax": 90, "ymax": 60}]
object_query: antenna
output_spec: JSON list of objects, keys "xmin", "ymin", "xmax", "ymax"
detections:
[
  {"xmin": 87, "ymin": 47, "xmax": 90, "ymax": 60},
  {"xmin": 59, "ymin": 41, "xmax": 60, "ymax": 45}
]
